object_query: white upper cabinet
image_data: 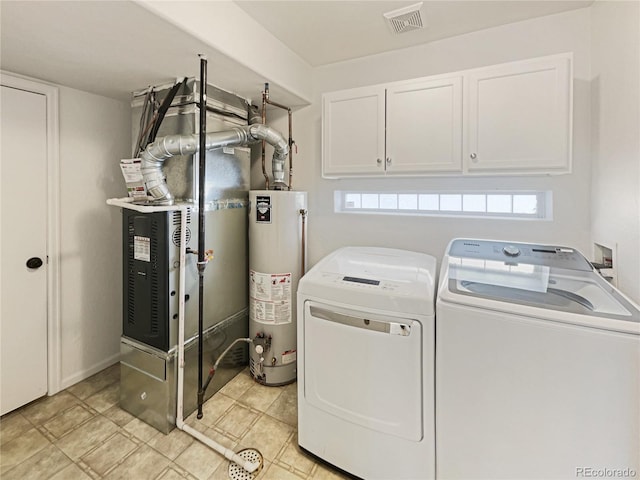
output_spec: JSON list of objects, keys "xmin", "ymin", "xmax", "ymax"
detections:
[
  {"xmin": 386, "ymin": 76, "xmax": 463, "ymax": 174},
  {"xmin": 322, "ymin": 85, "xmax": 386, "ymax": 175},
  {"xmin": 321, "ymin": 53, "xmax": 572, "ymax": 178},
  {"xmin": 465, "ymin": 55, "xmax": 572, "ymax": 174}
]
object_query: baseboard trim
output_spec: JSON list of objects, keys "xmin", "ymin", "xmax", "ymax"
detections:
[{"xmin": 58, "ymin": 353, "xmax": 120, "ymax": 392}]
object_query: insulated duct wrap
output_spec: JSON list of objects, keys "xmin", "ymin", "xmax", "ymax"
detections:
[{"xmin": 141, "ymin": 124, "xmax": 289, "ymax": 204}]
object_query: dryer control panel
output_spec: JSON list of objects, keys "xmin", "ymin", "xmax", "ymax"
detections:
[
  {"xmin": 448, "ymin": 239, "xmax": 594, "ymax": 271},
  {"xmin": 314, "ymin": 272, "xmax": 404, "ymax": 292}
]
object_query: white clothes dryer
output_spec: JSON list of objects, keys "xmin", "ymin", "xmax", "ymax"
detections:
[
  {"xmin": 297, "ymin": 247, "xmax": 437, "ymax": 480},
  {"xmin": 436, "ymin": 238, "xmax": 640, "ymax": 480}
]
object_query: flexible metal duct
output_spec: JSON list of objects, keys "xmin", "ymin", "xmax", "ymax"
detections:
[{"xmin": 141, "ymin": 124, "xmax": 288, "ymax": 204}]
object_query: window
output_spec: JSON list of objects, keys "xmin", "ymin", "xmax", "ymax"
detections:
[{"xmin": 336, "ymin": 190, "xmax": 551, "ymax": 219}]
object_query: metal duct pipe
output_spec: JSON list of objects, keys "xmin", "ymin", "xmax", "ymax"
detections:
[
  {"xmin": 263, "ymin": 83, "xmax": 294, "ymax": 190},
  {"xmin": 256, "ymin": 123, "xmax": 288, "ymax": 189},
  {"xmin": 248, "ymin": 105, "xmax": 263, "ymax": 126},
  {"xmin": 140, "ymin": 124, "xmax": 289, "ymax": 205}
]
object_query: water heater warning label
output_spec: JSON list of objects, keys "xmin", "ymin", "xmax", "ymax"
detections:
[
  {"xmin": 250, "ymin": 270, "xmax": 291, "ymax": 324},
  {"xmin": 134, "ymin": 236, "xmax": 150, "ymax": 262},
  {"xmin": 255, "ymin": 195, "xmax": 271, "ymax": 223},
  {"xmin": 282, "ymin": 350, "xmax": 296, "ymax": 365}
]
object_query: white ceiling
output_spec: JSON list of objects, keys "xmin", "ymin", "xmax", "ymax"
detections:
[
  {"xmin": 0, "ymin": 0, "xmax": 592, "ymax": 104},
  {"xmin": 235, "ymin": 1, "xmax": 593, "ymax": 67},
  {"xmin": 0, "ymin": 1, "xmax": 294, "ymax": 105}
]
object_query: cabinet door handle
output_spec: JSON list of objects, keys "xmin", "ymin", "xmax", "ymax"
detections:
[
  {"xmin": 376, "ymin": 158, "xmax": 382, "ymax": 165},
  {"xmin": 386, "ymin": 157, "xmax": 391, "ymax": 165},
  {"xmin": 470, "ymin": 153, "xmax": 477, "ymax": 161}
]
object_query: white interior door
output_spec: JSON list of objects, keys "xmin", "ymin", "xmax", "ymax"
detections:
[{"xmin": 1, "ymin": 84, "xmax": 49, "ymax": 415}]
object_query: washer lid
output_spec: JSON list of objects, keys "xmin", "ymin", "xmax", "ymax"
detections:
[
  {"xmin": 299, "ymin": 246, "xmax": 436, "ymax": 316},
  {"xmin": 440, "ymin": 239, "xmax": 640, "ymax": 332}
]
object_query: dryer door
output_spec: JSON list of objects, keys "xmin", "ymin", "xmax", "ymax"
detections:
[{"xmin": 302, "ymin": 300, "xmax": 423, "ymax": 441}]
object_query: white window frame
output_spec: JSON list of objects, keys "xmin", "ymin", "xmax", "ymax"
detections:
[{"xmin": 335, "ymin": 190, "xmax": 552, "ymax": 220}]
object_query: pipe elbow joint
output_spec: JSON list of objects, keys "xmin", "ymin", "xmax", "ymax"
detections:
[{"xmin": 139, "ymin": 123, "xmax": 288, "ymax": 204}]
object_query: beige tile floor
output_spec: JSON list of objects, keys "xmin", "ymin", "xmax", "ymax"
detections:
[{"xmin": 0, "ymin": 364, "xmax": 352, "ymax": 480}]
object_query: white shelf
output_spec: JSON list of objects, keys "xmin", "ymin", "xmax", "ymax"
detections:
[{"xmin": 106, "ymin": 197, "xmax": 192, "ymax": 213}]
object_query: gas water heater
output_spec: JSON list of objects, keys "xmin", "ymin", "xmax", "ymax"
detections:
[{"xmin": 249, "ymin": 190, "xmax": 307, "ymax": 385}]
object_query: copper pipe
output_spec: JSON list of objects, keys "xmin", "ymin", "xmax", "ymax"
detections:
[
  {"xmin": 264, "ymin": 96, "xmax": 289, "ymax": 111},
  {"xmin": 261, "ymin": 89, "xmax": 269, "ymax": 190},
  {"xmin": 286, "ymin": 109, "xmax": 293, "ymax": 190},
  {"xmin": 263, "ymin": 83, "xmax": 294, "ymax": 190}
]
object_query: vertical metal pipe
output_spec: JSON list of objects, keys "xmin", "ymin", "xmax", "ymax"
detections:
[
  {"xmin": 263, "ymin": 83, "xmax": 294, "ymax": 190},
  {"xmin": 287, "ymin": 108, "xmax": 293, "ymax": 190},
  {"xmin": 300, "ymin": 209, "xmax": 307, "ymax": 278},
  {"xmin": 196, "ymin": 54, "xmax": 207, "ymax": 419},
  {"xmin": 261, "ymin": 84, "xmax": 269, "ymax": 190}
]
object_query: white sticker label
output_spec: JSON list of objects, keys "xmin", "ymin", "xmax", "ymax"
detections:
[
  {"xmin": 249, "ymin": 270, "xmax": 292, "ymax": 324},
  {"xmin": 120, "ymin": 158, "xmax": 148, "ymax": 198},
  {"xmin": 222, "ymin": 146, "xmax": 235, "ymax": 155},
  {"xmin": 134, "ymin": 236, "xmax": 151, "ymax": 262},
  {"xmin": 282, "ymin": 350, "xmax": 297, "ymax": 365}
]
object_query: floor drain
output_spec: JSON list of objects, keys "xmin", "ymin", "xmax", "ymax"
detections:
[{"xmin": 228, "ymin": 448, "xmax": 264, "ymax": 480}]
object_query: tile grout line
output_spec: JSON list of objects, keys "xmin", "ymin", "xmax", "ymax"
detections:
[{"xmin": 1, "ymin": 365, "xmax": 349, "ymax": 480}]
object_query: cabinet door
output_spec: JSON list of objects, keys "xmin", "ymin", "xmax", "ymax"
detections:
[
  {"xmin": 322, "ymin": 86, "xmax": 385, "ymax": 176},
  {"xmin": 466, "ymin": 55, "xmax": 572, "ymax": 174},
  {"xmin": 386, "ymin": 76, "xmax": 463, "ymax": 174}
]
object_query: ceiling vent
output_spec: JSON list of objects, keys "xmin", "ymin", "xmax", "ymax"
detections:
[{"xmin": 383, "ymin": 2, "xmax": 424, "ymax": 34}]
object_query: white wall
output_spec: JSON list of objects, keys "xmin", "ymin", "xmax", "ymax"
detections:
[
  {"xmin": 590, "ymin": 0, "xmax": 640, "ymax": 304},
  {"xmin": 58, "ymin": 86, "xmax": 130, "ymax": 388},
  {"xmin": 38, "ymin": 1, "xmax": 640, "ymax": 388},
  {"xmin": 137, "ymin": 0, "xmax": 313, "ymax": 104},
  {"xmin": 292, "ymin": 8, "xmax": 593, "ymax": 271}
]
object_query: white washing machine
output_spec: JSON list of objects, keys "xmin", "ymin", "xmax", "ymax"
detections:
[
  {"xmin": 297, "ymin": 246, "xmax": 437, "ymax": 480},
  {"xmin": 436, "ymin": 238, "xmax": 640, "ymax": 480}
]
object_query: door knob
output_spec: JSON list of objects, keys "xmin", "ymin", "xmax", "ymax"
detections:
[{"xmin": 26, "ymin": 257, "xmax": 44, "ymax": 269}]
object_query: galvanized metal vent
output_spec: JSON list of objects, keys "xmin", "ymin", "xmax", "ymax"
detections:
[
  {"xmin": 228, "ymin": 448, "xmax": 263, "ymax": 480},
  {"xmin": 384, "ymin": 2, "xmax": 424, "ymax": 34}
]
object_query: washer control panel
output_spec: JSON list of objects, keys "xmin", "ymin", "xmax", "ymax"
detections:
[
  {"xmin": 449, "ymin": 239, "xmax": 593, "ymax": 271},
  {"xmin": 502, "ymin": 245, "xmax": 521, "ymax": 257}
]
